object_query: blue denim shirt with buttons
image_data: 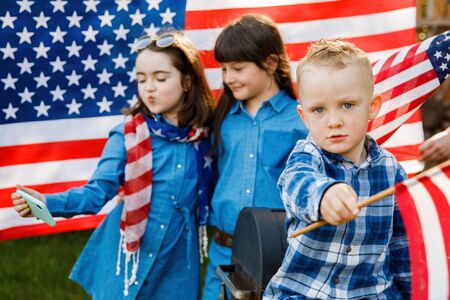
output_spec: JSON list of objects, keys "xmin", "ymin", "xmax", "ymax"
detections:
[
  {"xmin": 46, "ymin": 115, "xmax": 202, "ymax": 300},
  {"xmin": 202, "ymin": 90, "xmax": 308, "ymax": 300}
]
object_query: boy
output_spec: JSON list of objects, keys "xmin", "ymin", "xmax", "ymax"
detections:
[{"xmin": 264, "ymin": 40, "xmax": 411, "ymax": 299}]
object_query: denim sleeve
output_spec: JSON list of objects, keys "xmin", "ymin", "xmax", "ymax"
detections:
[
  {"xmin": 389, "ymin": 165, "xmax": 411, "ymax": 299},
  {"xmin": 278, "ymin": 147, "xmax": 339, "ymax": 224},
  {"xmin": 46, "ymin": 125, "xmax": 126, "ymax": 218}
]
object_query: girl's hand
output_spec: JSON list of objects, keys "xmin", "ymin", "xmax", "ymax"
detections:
[
  {"xmin": 320, "ymin": 183, "xmax": 359, "ymax": 225},
  {"xmin": 11, "ymin": 185, "xmax": 47, "ymax": 218}
]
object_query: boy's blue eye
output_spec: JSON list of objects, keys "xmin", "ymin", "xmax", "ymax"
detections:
[
  {"xmin": 343, "ymin": 103, "xmax": 353, "ymax": 109},
  {"xmin": 314, "ymin": 107, "xmax": 324, "ymax": 113}
]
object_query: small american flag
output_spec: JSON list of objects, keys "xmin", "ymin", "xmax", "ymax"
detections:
[
  {"xmin": 0, "ymin": 0, "xmax": 422, "ymax": 239},
  {"xmin": 370, "ymin": 30, "xmax": 450, "ymax": 172},
  {"xmin": 396, "ymin": 160, "xmax": 450, "ymax": 300}
]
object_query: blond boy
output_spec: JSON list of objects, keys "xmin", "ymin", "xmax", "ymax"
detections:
[{"xmin": 264, "ymin": 40, "xmax": 411, "ymax": 299}]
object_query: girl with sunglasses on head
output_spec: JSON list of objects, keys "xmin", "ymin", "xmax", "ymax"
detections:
[
  {"xmin": 12, "ymin": 32, "xmax": 214, "ymax": 299},
  {"xmin": 202, "ymin": 14, "xmax": 309, "ymax": 300}
]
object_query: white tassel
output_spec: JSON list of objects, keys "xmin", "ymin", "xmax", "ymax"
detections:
[
  {"xmin": 129, "ymin": 249, "xmax": 140, "ymax": 285},
  {"xmin": 116, "ymin": 231, "xmax": 141, "ymax": 297},
  {"xmin": 116, "ymin": 232, "xmax": 124, "ymax": 275},
  {"xmin": 124, "ymin": 252, "xmax": 130, "ymax": 296},
  {"xmin": 199, "ymin": 225, "xmax": 208, "ymax": 263}
]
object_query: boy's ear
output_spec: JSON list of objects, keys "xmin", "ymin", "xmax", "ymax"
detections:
[
  {"xmin": 296, "ymin": 104, "xmax": 308, "ymax": 126},
  {"xmin": 183, "ymin": 75, "xmax": 192, "ymax": 92},
  {"xmin": 264, "ymin": 54, "xmax": 279, "ymax": 74},
  {"xmin": 369, "ymin": 94, "xmax": 382, "ymax": 120}
]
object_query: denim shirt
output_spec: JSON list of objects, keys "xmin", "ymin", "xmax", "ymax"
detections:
[
  {"xmin": 46, "ymin": 116, "xmax": 202, "ymax": 299},
  {"xmin": 209, "ymin": 90, "xmax": 308, "ymax": 234}
]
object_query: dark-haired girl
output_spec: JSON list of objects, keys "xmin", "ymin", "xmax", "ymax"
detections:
[{"xmin": 203, "ymin": 14, "xmax": 308, "ymax": 299}]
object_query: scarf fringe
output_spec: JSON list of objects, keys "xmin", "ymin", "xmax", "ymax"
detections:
[
  {"xmin": 199, "ymin": 225, "xmax": 208, "ymax": 264},
  {"xmin": 116, "ymin": 231, "xmax": 140, "ymax": 297}
]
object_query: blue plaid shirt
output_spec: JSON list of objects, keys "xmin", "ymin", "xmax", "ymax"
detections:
[{"xmin": 264, "ymin": 135, "xmax": 411, "ymax": 300}]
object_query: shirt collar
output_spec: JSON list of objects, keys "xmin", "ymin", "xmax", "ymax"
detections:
[
  {"xmin": 229, "ymin": 90, "xmax": 293, "ymax": 115},
  {"xmin": 307, "ymin": 135, "xmax": 382, "ymax": 168}
]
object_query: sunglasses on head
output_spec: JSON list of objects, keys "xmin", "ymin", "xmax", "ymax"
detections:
[{"xmin": 135, "ymin": 34, "xmax": 176, "ymax": 51}]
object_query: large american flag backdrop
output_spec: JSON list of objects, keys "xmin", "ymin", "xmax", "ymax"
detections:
[{"xmin": 0, "ymin": 0, "xmax": 425, "ymax": 239}]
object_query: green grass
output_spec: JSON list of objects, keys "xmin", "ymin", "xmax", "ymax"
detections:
[
  {"xmin": 0, "ymin": 230, "xmax": 91, "ymax": 300},
  {"xmin": 0, "ymin": 229, "xmax": 210, "ymax": 299}
]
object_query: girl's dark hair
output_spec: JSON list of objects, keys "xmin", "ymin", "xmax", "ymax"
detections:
[
  {"xmin": 211, "ymin": 14, "xmax": 295, "ymax": 156},
  {"xmin": 124, "ymin": 32, "xmax": 214, "ymax": 128}
]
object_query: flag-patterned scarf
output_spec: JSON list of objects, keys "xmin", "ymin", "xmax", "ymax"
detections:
[{"xmin": 117, "ymin": 113, "xmax": 212, "ymax": 296}]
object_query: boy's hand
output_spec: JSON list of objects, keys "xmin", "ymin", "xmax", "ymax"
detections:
[
  {"xmin": 11, "ymin": 185, "xmax": 46, "ymax": 218},
  {"xmin": 320, "ymin": 183, "xmax": 359, "ymax": 225}
]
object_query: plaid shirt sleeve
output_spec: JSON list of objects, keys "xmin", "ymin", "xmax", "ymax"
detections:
[
  {"xmin": 389, "ymin": 165, "xmax": 411, "ymax": 298},
  {"xmin": 278, "ymin": 141, "xmax": 344, "ymax": 223}
]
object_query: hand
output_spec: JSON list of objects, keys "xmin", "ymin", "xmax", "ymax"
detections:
[
  {"xmin": 11, "ymin": 185, "xmax": 46, "ymax": 218},
  {"xmin": 320, "ymin": 183, "xmax": 359, "ymax": 225},
  {"xmin": 419, "ymin": 128, "xmax": 450, "ymax": 165}
]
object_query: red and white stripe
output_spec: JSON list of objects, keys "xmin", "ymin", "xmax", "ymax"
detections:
[
  {"xmin": 0, "ymin": 0, "xmax": 422, "ymax": 239},
  {"xmin": 121, "ymin": 114, "xmax": 152, "ymax": 252},
  {"xmin": 396, "ymin": 161, "xmax": 450, "ymax": 300}
]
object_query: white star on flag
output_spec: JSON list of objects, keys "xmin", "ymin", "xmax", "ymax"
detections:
[
  {"xmin": 99, "ymin": 10, "xmax": 115, "ymax": 27},
  {"xmin": 50, "ymin": 0, "xmax": 67, "ymax": 13},
  {"xmin": 17, "ymin": 27, "xmax": 33, "ymax": 44},
  {"xmin": 160, "ymin": 7, "xmax": 176, "ymax": 24},
  {"xmin": 81, "ymin": 84, "xmax": 97, "ymax": 100},
  {"xmin": 2, "ymin": 73, "xmax": 17, "ymax": 90},
  {"xmin": 50, "ymin": 86, "xmax": 66, "ymax": 102},
  {"xmin": 2, "ymin": 103, "xmax": 19, "ymax": 120},
  {"xmin": 33, "ymin": 12, "xmax": 50, "ymax": 28},
  {"xmin": 84, "ymin": 0, "xmax": 100, "ymax": 12},
  {"xmin": 115, "ymin": 0, "xmax": 131, "ymax": 12},
  {"xmin": 18, "ymin": 88, "xmax": 34, "ymax": 103},
  {"xmin": 50, "ymin": 26, "xmax": 67, "ymax": 43},
  {"xmin": 50, "ymin": 57, "xmax": 66, "ymax": 72},
  {"xmin": 66, "ymin": 11, "xmax": 83, "ymax": 28},
  {"xmin": 112, "ymin": 81, "xmax": 127, "ymax": 97},
  {"xmin": 34, "ymin": 101, "xmax": 51, "ymax": 117},
  {"xmin": 1, "ymin": 11, "xmax": 17, "ymax": 29},
  {"xmin": 34, "ymin": 72, "xmax": 50, "ymax": 88},
  {"xmin": 66, "ymin": 70, "xmax": 81, "ymax": 86},
  {"xmin": 1, "ymin": 43, "xmax": 17, "ymax": 60},
  {"xmin": 66, "ymin": 99, "xmax": 82, "ymax": 115},
  {"xmin": 17, "ymin": 57, "xmax": 34, "ymax": 74},
  {"xmin": 33, "ymin": 42, "xmax": 50, "ymax": 58},
  {"xmin": 97, "ymin": 69, "xmax": 113, "ymax": 84},
  {"xmin": 147, "ymin": 0, "xmax": 162, "ymax": 11},
  {"xmin": 17, "ymin": 0, "xmax": 34, "ymax": 13},
  {"xmin": 97, "ymin": 97, "xmax": 113, "ymax": 113}
]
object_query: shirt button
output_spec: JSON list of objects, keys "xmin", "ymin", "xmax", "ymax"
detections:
[
  {"xmin": 249, "ymin": 153, "xmax": 254, "ymax": 158},
  {"xmin": 346, "ymin": 246, "xmax": 352, "ymax": 253},
  {"xmin": 334, "ymin": 277, "xmax": 340, "ymax": 285},
  {"xmin": 134, "ymin": 281, "xmax": 139, "ymax": 285},
  {"xmin": 160, "ymin": 224, "xmax": 165, "ymax": 229},
  {"xmin": 170, "ymin": 195, "xmax": 176, "ymax": 200},
  {"xmin": 176, "ymin": 164, "xmax": 182, "ymax": 169},
  {"xmin": 252, "ymin": 122, "xmax": 257, "ymax": 126},
  {"xmin": 245, "ymin": 189, "xmax": 251, "ymax": 194},
  {"xmin": 149, "ymin": 253, "xmax": 153, "ymax": 258}
]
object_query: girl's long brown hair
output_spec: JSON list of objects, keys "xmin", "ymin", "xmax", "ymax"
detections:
[
  {"xmin": 124, "ymin": 33, "xmax": 214, "ymax": 128},
  {"xmin": 211, "ymin": 14, "xmax": 296, "ymax": 156}
]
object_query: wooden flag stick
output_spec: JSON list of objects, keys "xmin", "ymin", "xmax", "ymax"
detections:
[{"xmin": 290, "ymin": 159, "xmax": 450, "ymax": 238}]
